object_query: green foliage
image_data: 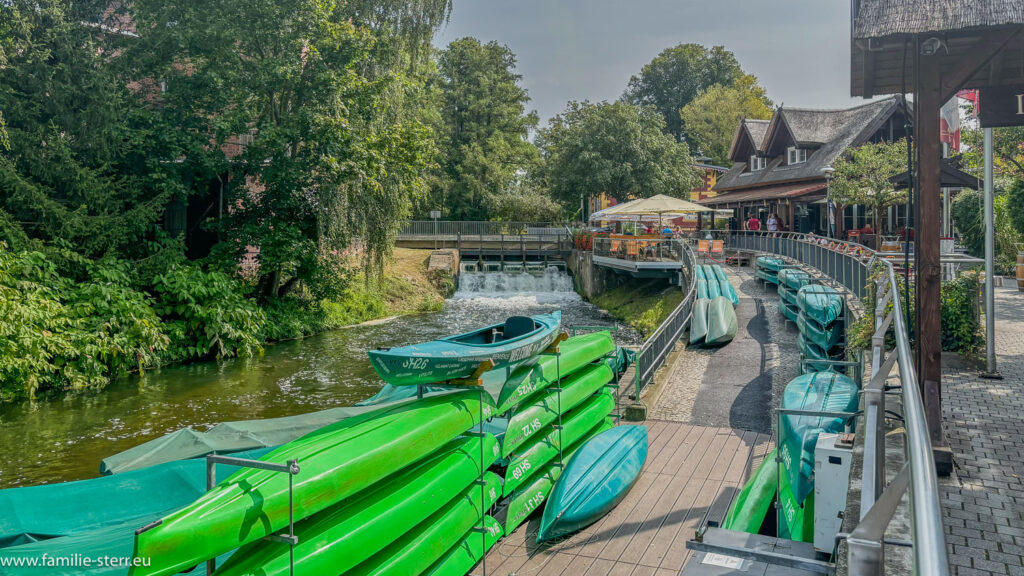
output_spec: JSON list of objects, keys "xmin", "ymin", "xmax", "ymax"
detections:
[
  {"xmin": 625, "ymin": 44, "xmax": 744, "ymax": 142},
  {"xmin": 591, "ymin": 280, "xmax": 683, "ymax": 337},
  {"xmin": 828, "ymin": 139, "xmax": 909, "ymax": 232},
  {"xmin": 489, "ymin": 183, "xmax": 564, "ymax": 222},
  {"xmin": 1007, "ymin": 179, "xmax": 1024, "ymax": 238},
  {"xmin": 960, "ymin": 125, "xmax": 1024, "ymax": 180},
  {"xmin": 538, "ymin": 101, "xmax": 701, "ymax": 211},
  {"xmin": 421, "ymin": 38, "xmax": 539, "ymax": 220},
  {"xmin": 151, "ymin": 266, "xmax": 266, "ymax": 362},
  {"xmin": 680, "ymin": 75, "xmax": 773, "ymax": 165},
  {"xmin": 0, "ymin": 243, "xmax": 168, "ymax": 401},
  {"xmin": 941, "ymin": 271, "xmax": 983, "ymax": 357},
  {"xmin": 951, "ymin": 188, "xmax": 1022, "ymax": 276}
]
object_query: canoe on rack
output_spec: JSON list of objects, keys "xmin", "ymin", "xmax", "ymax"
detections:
[{"xmin": 368, "ymin": 311, "xmax": 562, "ymax": 386}]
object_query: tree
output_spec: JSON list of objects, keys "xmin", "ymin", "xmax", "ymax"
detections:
[
  {"xmin": 680, "ymin": 75, "xmax": 773, "ymax": 165},
  {"xmin": 961, "ymin": 125, "xmax": 1024, "ymax": 180},
  {"xmin": 537, "ymin": 101, "xmax": 701, "ymax": 213},
  {"xmin": 425, "ymin": 38, "xmax": 539, "ymax": 221},
  {"xmin": 828, "ymin": 139, "xmax": 909, "ymax": 234},
  {"xmin": 129, "ymin": 0, "xmax": 436, "ymax": 296},
  {"xmin": 625, "ymin": 44, "xmax": 743, "ymax": 143},
  {"xmin": 951, "ymin": 188, "xmax": 1022, "ymax": 275}
]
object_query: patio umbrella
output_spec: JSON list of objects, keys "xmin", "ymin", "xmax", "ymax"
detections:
[{"xmin": 599, "ymin": 194, "xmax": 712, "ymax": 229}]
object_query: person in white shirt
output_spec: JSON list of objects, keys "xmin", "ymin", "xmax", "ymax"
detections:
[{"xmin": 766, "ymin": 213, "xmax": 779, "ymax": 232}]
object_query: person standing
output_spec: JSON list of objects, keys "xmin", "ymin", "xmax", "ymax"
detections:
[
  {"xmin": 746, "ymin": 213, "xmax": 761, "ymax": 231},
  {"xmin": 766, "ymin": 213, "xmax": 779, "ymax": 232}
]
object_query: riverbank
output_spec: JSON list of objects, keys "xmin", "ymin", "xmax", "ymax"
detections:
[{"xmin": 589, "ymin": 279, "xmax": 684, "ymax": 337}]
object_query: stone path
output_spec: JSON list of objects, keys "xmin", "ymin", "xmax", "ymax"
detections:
[
  {"xmin": 649, "ymin": 263, "xmax": 799, "ymax": 434},
  {"xmin": 940, "ymin": 286, "xmax": 1024, "ymax": 576}
]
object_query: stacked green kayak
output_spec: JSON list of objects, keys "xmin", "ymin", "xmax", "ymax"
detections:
[
  {"xmin": 776, "ymin": 269, "xmax": 808, "ymax": 323},
  {"xmin": 755, "ymin": 256, "xmax": 784, "ymax": 285},
  {"xmin": 704, "ymin": 264, "xmax": 738, "ymax": 307},
  {"xmin": 795, "ymin": 285, "xmax": 845, "ymax": 374}
]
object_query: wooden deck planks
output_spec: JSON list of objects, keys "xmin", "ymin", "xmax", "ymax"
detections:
[{"xmin": 481, "ymin": 420, "xmax": 768, "ymax": 576}]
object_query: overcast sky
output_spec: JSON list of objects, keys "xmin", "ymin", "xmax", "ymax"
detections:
[{"xmin": 436, "ymin": 0, "xmax": 868, "ymax": 125}]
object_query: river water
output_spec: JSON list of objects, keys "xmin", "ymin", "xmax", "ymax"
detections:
[{"xmin": 0, "ymin": 267, "xmax": 637, "ymax": 489}]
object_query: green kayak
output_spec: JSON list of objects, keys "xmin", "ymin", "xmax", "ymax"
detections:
[
  {"xmin": 502, "ymin": 419, "xmax": 614, "ymax": 534},
  {"xmin": 796, "ymin": 284, "xmax": 844, "ymax": 328},
  {"xmin": 756, "ymin": 256, "xmax": 785, "ymax": 271},
  {"xmin": 722, "ymin": 448, "xmax": 778, "ymax": 534},
  {"xmin": 781, "ymin": 301, "xmax": 799, "ymax": 323},
  {"xmin": 502, "ymin": 363, "xmax": 613, "ymax": 458},
  {"xmin": 212, "ymin": 434, "xmax": 499, "ymax": 576},
  {"xmin": 755, "ymin": 268, "xmax": 779, "ymax": 285},
  {"xmin": 424, "ymin": 516, "xmax": 503, "ymax": 576},
  {"xmin": 778, "ymin": 269, "xmax": 810, "ymax": 291},
  {"xmin": 493, "ymin": 331, "xmax": 614, "ymax": 414},
  {"xmin": 129, "ymin": 391, "xmax": 494, "ymax": 576},
  {"xmin": 346, "ymin": 472, "xmax": 501, "ymax": 576},
  {"xmin": 689, "ymin": 298, "xmax": 711, "ymax": 345},
  {"xmin": 504, "ymin": 391, "xmax": 614, "ymax": 495},
  {"xmin": 779, "ymin": 461, "xmax": 814, "ymax": 543},
  {"xmin": 797, "ymin": 311, "xmax": 844, "ymax": 350},
  {"xmin": 705, "ymin": 296, "xmax": 738, "ymax": 346}
]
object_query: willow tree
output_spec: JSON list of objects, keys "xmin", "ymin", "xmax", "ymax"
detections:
[
  {"xmin": 828, "ymin": 139, "xmax": 909, "ymax": 234},
  {"xmin": 128, "ymin": 0, "xmax": 437, "ymax": 297}
]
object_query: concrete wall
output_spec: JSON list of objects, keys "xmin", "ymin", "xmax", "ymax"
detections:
[{"xmin": 566, "ymin": 249, "xmax": 626, "ymax": 300}]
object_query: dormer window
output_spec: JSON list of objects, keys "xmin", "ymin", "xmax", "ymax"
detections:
[
  {"xmin": 787, "ymin": 147, "xmax": 808, "ymax": 165},
  {"xmin": 749, "ymin": 155, "xmax": 766, "ymax": 171}
]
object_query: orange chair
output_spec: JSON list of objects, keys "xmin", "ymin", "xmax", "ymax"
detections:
[
  {"xmin": 626, "ymin": 240, "xmax": 639, "ymax": 260},
  {"xmin": 697, "ymin": 240, "xmax": 710, "ymax": 255},
  {"xmin": 711, "ymin": 240, "xmax": 724, "ymax": 255}
]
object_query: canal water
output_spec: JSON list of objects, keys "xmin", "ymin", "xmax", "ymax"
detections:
[{"xmin": 0, "ymin": 267, "xmax": 637, "ymax": 489}]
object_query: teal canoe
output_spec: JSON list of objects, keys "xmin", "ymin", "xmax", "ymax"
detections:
[
  {"xmin": 797, "ymin": 332, "xmax": 842, "ymax": 373},
  {"xmin": 779, "ymin": 284, "xmax": 798, "ymax": 307},
  {"xmin": 755, "ymin": 268, "xmax": 779, "ymax": 285},
  {"xmin": 503, "ymin": 390, "xmax": 615, "ymax": 496},
  {"xmin": 722, "ymin": 448, "xmax": 778, "ymax": 534},
  {"xmin": 705, "ymin": 296, "xmax": 738, "ymax": 346},
  {"xmin": 707, "ymin": 276, "xmax": 722, "ymax": 299},
  {"xmin": 781, "ymin": 301, "xmax": 799, "ymax": 323},
  {"xmin": 796, "ymin": 285, "xmax": 843, "ymax": 328},
  {"xmin": 695, "ymin": 266, "xmax": 706, "ymax": 281},
  {"xmin": 502, "ymin": 363, "xmax": 613, "ymax": 458},
  {"xmin": 778, "ymin": 269, "xmax": 810, "ymax": 291},
  {"xmin": 689, "ymin": 298, "xmax": 711, "ymax": 345},
  {"xmin": 797, "ymin": 311, "xmax": 844, "ymax": 350},
  {"xmin": 779, "ymin": 371, "xmax": 858, "ymax": 504},
  {"xmin": 538, "ymin": 425, "xmax": 648, "ymax": 541},
  {"xmin": 213, "ymin": 434, "xmax": 500, "ymax": 576},
  {"xmin": 345, "ymin": 472, "xmax": 501, "ymax": 576},
  {"xmin": 720, "ymin": 278, "xmax": 739, "ymax": 307},
  {"xmin": 712, "ymin": 265, "xmax": 728, "ymax": 283},
  {"xmin": 502, "ymin": 418, "xmax": 614, "ymax": 534},
  {"xmin": 756, "ymin": 256, "xmax": 785, "ymax": 271},
  {"xmin": 696, "ymin": 278, "xmax": 709, "ymax": 299},
  {"xmin": 129, "ymin": 391, "xmax": 494, "ymax": 576},
  {"xmin": 368, "ymin": 311, "xmax": 562, "ymax": 386},
  {"xmin": 424, "ymin": 516, "xmax": 503, "ymax": 576}
]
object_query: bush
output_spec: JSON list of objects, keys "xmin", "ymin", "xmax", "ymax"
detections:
[
  {"xmin": 151, "ymin": 265, "xmax": 266, "ymax": 362},
  {"xmin": 951, "ymin": 188, "xmax": 1022, "ymax": 276}
]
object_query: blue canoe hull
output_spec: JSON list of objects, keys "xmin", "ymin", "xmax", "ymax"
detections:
[
  {"xmin": 537, "ymin": 425, "xmax": 648, "ymax": 541},
  {"xmin": 367, "ymin": 312, "xmax": 562, "ymax": 386}
]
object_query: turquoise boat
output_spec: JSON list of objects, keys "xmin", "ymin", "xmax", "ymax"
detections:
[
  {"xmin": 689, "ymin": 298, "xmax": 711, "ymax": 345},
  {"xmin": 368, "ymin": 312, "xmax": 562, "ymax": 386},
  {"xmin": 796, "ymin": 285, "xmax": 844, "ymax": 328},
  {"xmin": 696, "ymin": 278, "xmax": 709, "ymax": 299},
  {"xmin": 537, "ymin": 425, "xmax": 648, "ymax": 541},
  {"xmin": 705, "ymin": 296, "xmax": 738, "ymax": 346}
]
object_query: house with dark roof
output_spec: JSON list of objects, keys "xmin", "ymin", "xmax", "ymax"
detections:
[{"xmin": 699, "ymin": 96, "xmax": 909, "ymax": 237}]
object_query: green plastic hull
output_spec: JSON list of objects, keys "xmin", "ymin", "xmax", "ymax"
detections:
[
  {"xmin": 503, "ymin": 391, "xmax": 615, "ymax": 496},
  {"xmin": 781, "ymin": 302, "xmax": 799, "ymax": 323},
  {"xmin": 213, "ymin": 434, "xmax": 500, "ymax": 576},
  {"xmin": 492, "ymin": 331, "xmax": 614, "ymax": 414},
  {"xmin": 424, "ymin": 516, "xmax": 502, "ymax": 576},
  {"xmin": 705, "ymin": 296, "xmax": 738, "ymax": 346},
  {"xmin": 796, "ymin": 285, "xmax": 843, "ymax": 327},
  {"xmin": 502, "ymin": 419, "xmax": 614, "ymax": 534},
  {"xmin": 707, "ymin": 276, "xmax": 722, "ymax": 299},
  {"xmin": 689, "ymin": 298, "xmax": 711, "ymax": 345},
  {"xmin": 696, "ymin": 278, "xmax": 709, "ymax": 300},
  {"xmin": 722, "ymin": 448, "xmax": 778, "ymax": 534},
  {"xmin": 797, "ymin": 311, "xmax": 843, "ymax": 350},
  {"xmin": 756, "ymin": 256, "xmax": 784, "ymax": 271},
  {"xmin": 502, "ymin": 363, "xmax": 613, "ymax": 458},
  {"xmin": 345, "ymin": 472, "xmax": 501, "ymax": 576},
  {"xmin": 778, "ymin": 269, "xmax": 810, "ymax": 291},
  {"xmin": 129, "ymin": 391, "xmax": 494, "ymax": 576}
]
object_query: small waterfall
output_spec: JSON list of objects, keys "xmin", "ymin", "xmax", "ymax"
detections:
[{"xmin": 456, "ymin": 264, "xmax": 573, "ymax": 296}]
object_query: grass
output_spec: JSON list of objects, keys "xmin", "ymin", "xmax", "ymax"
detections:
[
  {"xmin": 590, "ymin": 280, "xmax": 685, "ymax": 337},
  {"xmin": 325, "ymin": 248, "xmax": 446, "ymax": 327}
]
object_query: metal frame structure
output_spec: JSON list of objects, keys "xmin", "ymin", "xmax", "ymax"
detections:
[{"xmin": 730, "ymin": 230, "xmax": 949, "ymax": 576}]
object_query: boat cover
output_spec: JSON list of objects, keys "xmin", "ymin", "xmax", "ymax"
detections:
[
  {"xmin": 778, "ymin": 269, "xmax": 811, "ymax": 291},
  {"xmin": 779, "ymin": 371, "xmax": 858, "ymax": 504},
  {"xmin": 756, "ymin": 256, "xmax": 785, "ymax": 271},
  {"xmin": 796, "ymin": 285, "xmax": 844, "ymax": 328}
]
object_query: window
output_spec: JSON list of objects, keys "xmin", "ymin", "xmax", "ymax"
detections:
[
  {"xmin": 749, "ymin": 155, "xmax": 766, "ymax": 171},
  {"xmin": 787, "ymin": 147, "xmax": 807, "ymax": 165}
]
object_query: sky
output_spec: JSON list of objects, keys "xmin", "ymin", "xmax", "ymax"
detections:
[{"xmin": 435, "ymin": 0, "xmax": 870, "ymax": 125}]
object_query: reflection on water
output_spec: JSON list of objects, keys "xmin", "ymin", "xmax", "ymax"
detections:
[{"xmin": 0, "ymin": 268, "xmax": 636, "ymax": 488}]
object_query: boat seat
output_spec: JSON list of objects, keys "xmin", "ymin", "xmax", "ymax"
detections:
[{"xmin": 503, "ymin": 316, "xmax": 537, "ymax": 340}]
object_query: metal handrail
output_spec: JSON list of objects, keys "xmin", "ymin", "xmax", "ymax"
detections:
[
  {"xmin": 398, "ymin": 221, "xmax": 575, "ymax": 237},
  {"xmin": 729, "ymin": 230, "xmax": 948, "ymax": 576},
  {"xmin": 632, "ymin": 239, "xmax": 697, "ymax": 398}
]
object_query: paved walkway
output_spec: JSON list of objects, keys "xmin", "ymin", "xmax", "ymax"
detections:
[
  {"xmin": 649, "ymin": 264, "xmax": 799, "ymax": 434},
  {"xmin": 941, "ymin": 286, "xmax": 1024, "ymax": 576}
]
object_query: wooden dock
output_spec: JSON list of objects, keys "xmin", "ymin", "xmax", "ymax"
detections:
[{"xmin": 481, "ymin": 420, "xmax": 773, "ymax": 576}]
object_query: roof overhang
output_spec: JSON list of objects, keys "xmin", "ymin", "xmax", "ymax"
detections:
[{"xmin": 698, "ymin": 183, "xmax": 827, "ymax": 206}]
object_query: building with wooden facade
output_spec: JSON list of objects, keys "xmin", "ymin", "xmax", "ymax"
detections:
[{"xmin": 698, "ymin": 97, "xmax": 909, "ymax": 237}]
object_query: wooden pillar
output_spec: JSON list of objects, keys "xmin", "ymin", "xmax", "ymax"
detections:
[
  {"xmin": 787, "ymin": 201, "xmax": 795, "ymax": 232},
  {"xmin": 915, "ymin": 49, "xmax": 951, "ymax": 472}
]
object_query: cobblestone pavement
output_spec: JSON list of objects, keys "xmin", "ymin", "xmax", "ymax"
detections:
[
  {"xmin": 941, "ymin": 286, "xmax": 1024, "ymax": 576},
  {"xmin": 650, "ymin": 264, "xmax": 800, "ymax": 433}
]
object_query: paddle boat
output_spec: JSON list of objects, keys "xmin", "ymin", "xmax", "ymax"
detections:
[{"xmin": 368, "ymin": 311, "xmax": 563, "ymax": 386}]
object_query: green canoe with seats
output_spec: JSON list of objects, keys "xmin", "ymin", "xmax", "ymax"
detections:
[
  {"xmin": 690, "ymin": 298, "xmax": 711, "ymax": 345},
  {"xmin": 502, "ymin": 363, "xmax": 613, "ymax": 458},
  {"xmin": 129, "ymin": 391, "xmax": 494, "ymax": 576},
  {"xmin": 503, "ymin": 390, "xmax": 615, "ymax": 495},
  {"xmin": 705, "ymin": 296, "xmax": 738, "ymax": 346},
  {"xmin": 345, "ymin": 472, "xmax": 501, "ymax": 576},
  {"xmin": 424, "ymin": 516, "xmax": 503, "ymax": 576},
  {"xmin": 213, "ymin": 434, "xmax": 500, "ymax": 576}
]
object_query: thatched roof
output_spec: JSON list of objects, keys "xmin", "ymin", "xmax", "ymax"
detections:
[{"xmin": 853, "ymin": 0, "xmax": 1024, "ymax": 39}]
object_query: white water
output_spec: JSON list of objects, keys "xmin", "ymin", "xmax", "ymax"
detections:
[{"xmin": 456, "ymin": 266, "xmax": 574, "ymax": 296}]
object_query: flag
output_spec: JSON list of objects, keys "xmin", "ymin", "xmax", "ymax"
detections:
[{"xmin": 940, "ymin": 96, "xmax": 961, "ymax": 151}]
